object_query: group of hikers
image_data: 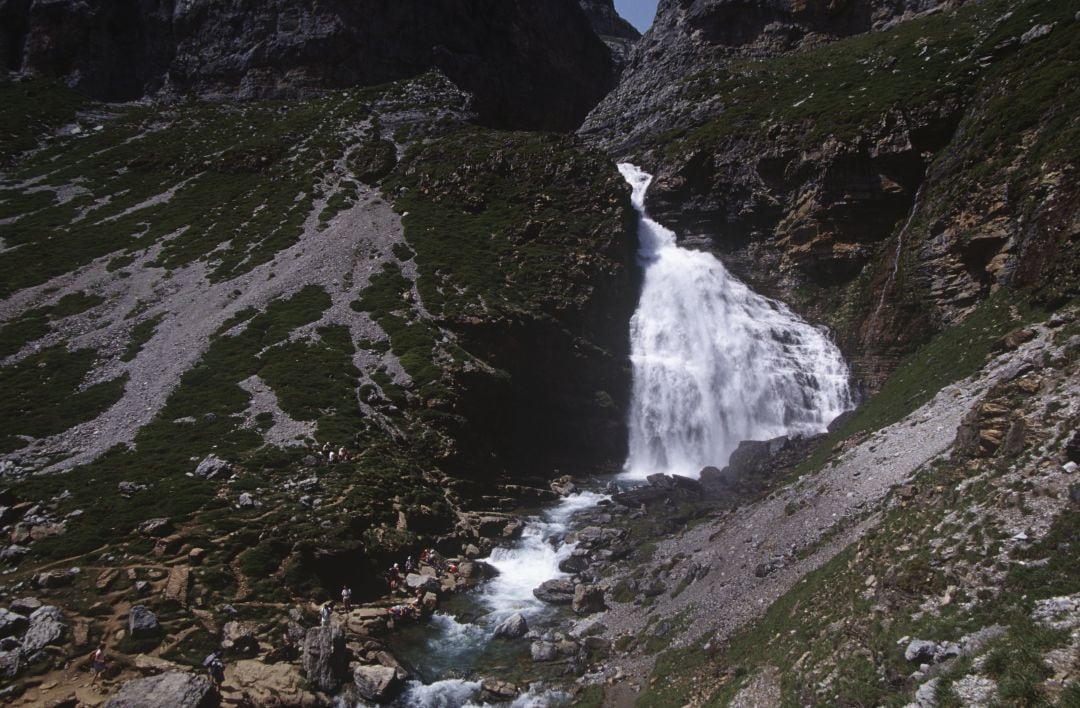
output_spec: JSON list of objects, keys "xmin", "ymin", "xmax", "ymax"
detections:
[
  {"xmin": 315, "ymin": 441, "xmax": 352, "ymax": 464},
  {"xmin": 315, "ymin": 547, "xmax": 461, "ymax": 628},
  {"xmin": 385, "ymin": 547, "xmax": 456, "ymax": 591}
]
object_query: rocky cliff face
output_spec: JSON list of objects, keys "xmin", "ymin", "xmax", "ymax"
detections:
[
  {"xmin": 578, "ymin": 0, "xmax": 642, "ymax": 69},
  {"xmin": 583, "ymin": 0, "xmax": 1080, "ymax": 389},
  {"xmin": 4, "ymin": 0, "xmax": 616, "ymax": 130},
  {"xmin": 582, "ymin": 0, "xmax": 949, "ymax": 153}
]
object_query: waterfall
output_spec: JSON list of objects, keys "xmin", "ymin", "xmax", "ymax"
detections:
[
  {"xmin": 865, "ymin": 184, "xmax": 924, "ymax": 340},
  {"xmin": 619, "ymin": 163, "xmax": 852, "ymax": 480}
]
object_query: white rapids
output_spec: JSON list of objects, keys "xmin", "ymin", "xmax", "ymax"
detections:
[
  {"xmin": 619, "ymin": 163, "xmax": 852, "ymax": 480},
  {"xmin": 369, "ymin": 492, "xmax": 606, "ymax": 707}
]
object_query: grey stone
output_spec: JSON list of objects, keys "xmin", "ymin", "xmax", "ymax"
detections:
[
  {"xmin": 0, "ymin": 649, "xmax": 20, "ymax": 680},
  {"xmin": 530, "ymin": 640, "xmax": 558, "ymax": 661},
  {"xmin": 953, "ymin": 675, "xmax": 998, "ymax": 705},
  {"xmin": 914, "ymin": 677, "xmax": 939, "ymax": 707},
  {"xmin": 905, "ymin": 639, "xmax": 938, "ymax": 663},
  {"xmin": 492, "ymin": 613, "xmax": 528, "ymax": 639},
  {"xmin": 117, "ymin": 481, "xmax": 148, "ymax": 496},
  {"xmin": 137, "ymin": 518, "xmax": 174, "ymax": 537},
  {"xmin": 22, "ymin": 606, "xmax": 65, "ymax": 654},
  {"xmin": 128, "ymin": 604, "xmax": 161, "ymax": 638},
  {"xmin": 572, "ymin": 584, "xmax": 606, "ymax": 616},
  {"xmin": 1020, "ymin": 23, "xmax": 1055, "ymax": 44},
  {"xmin": 934, "ymin": 641, "xmax": 962, "ymax": 661},
  {"xmin": 303, "ymin": 624, "xmax": 347, "ymax": 693},
  {"xmin": 0, "ymin": 609, "xmax": 28, "ymax": 639},
  {"xmin": 237, "ymin": 493, "xmax": 256, "ymax": 508},
  {"xmin": 480, "ymin": 678, "xmax": 519, "ymax": 702},
  {"xmin": 0, "ymin": 545, "xmax": 29, "ymax": 563},
  {"xmin": 104, "ymin": 671, "xmax": 216, "ymax": 708},
  {"xmin": 297, "ymin": 477, "xmax": 320, "ymax": 493},
  {"xmin": 404, "ymin": 573, "xmax": 440, "ymax": 594},
  {"xmin": 33, "ymin": 569, "xmax": 75, "ymax": 588},
  {"xmin": 221, "ymin": 620, "xmax": 259, "ymax": 655},
  {"xmin": 194, "ymin": 454, "xmax": 231, "ymax": 480},
  {"xmin": 353, "ymin": 664, "xmax": 404, "ymax": 703},
  {"xmin": 532, "ymin": 579, "xmax": 575, "ymax": 605},
  {"xmin": 9, "ymin": 597, "xmax": 41, "ymax": 615}
]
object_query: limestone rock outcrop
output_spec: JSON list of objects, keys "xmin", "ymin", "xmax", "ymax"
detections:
[
  {"xmin": 303, "ymin": 624, "xmax": 347, "ymax": 693},
  {"xmin": 6, "ymin": 0, "xmax": 616, "ymax": 131}
]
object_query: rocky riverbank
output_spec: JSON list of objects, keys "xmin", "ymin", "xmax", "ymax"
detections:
[{"xmin": 520, "ymin": 305, "xmax": 1080, "ymax": 706}]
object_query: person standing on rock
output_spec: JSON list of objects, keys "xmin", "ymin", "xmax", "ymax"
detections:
[
  {"xmin": 341, "ymin": 585, "xmax": 352, "ymax": 612},
  {"xmin": 320, "ymin": 601, "xmax": 333, "ymax": 626}
]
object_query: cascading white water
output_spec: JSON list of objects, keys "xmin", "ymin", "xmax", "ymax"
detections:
[
  {"xmin": 378, "ymin": 492, "xmax": 605, "ymax": 708},
  {"xmin": 480, "ymin": 491, "xmax": 605, "ymax": 622},
  {"xmin": 619, "ymin": 163, "xmax": 852, "ymax": 480}
]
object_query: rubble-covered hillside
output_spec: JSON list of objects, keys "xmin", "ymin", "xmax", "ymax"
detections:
[{"xmin": 0, "ymin": 69, "xmax": 637, "ymax": 704}]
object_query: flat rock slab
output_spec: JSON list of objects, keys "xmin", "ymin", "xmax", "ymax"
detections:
[
  {"xmin": 230, "ymin": 659, "xmax": 320, "ymax": 707},
  {"xmin": 104, "ymin": 671, "xmax": 215, "ymax": 708}
]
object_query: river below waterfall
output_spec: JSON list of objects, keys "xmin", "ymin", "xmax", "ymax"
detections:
[
  {"xmin": 372, "ymin": 490, "xmax": 608, "ymax": 707},
  {"xmin": 360, "ymin": 164, "xmax": 852, "ymax": 706}
]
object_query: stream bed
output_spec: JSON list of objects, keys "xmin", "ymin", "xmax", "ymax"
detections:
[{"xmin": 377, "ymin": 489, "xmax": 609, "ymax": 706}]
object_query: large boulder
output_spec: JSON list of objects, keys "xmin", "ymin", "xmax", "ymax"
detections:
[
  {"xmin": 0, "ymin": 649, "xmax": 21, "ymax": 680},
  {"xmin": 905, "ymin": 639, "xmax": 939, "ymax": 663},
  {"xmin": 104, "ymin": 671, "xmax": 217, "ymax": 708},
  {"xmin": 533, "ymin": 579, "xmax": 575, "ymax": 605},
  {"xmin": 22, "ymin": 606, "xmax": 65, "ymax": 653},
  {"xmin": 404, "ymin": 573, "xmax": 441, "ymax": 594},
  {"xmin": 492, "ymin": 613, "xmax": 529, "ymax": 639},
  {"xmin": 128, "ymin": 605, "xmax": 161, "ymax": 639},
  {"xmin": 33, "ymin": 569, "xmax": 76, "ymax": 588},
  {"xmin": 572, "ymin": 584, "xmax": 606, "ymax": 616},
  {"xmin": 303, "ymin": 624, "xmax": 347, "ymax": 693},
  {"xmin": 0, "ymin": 609, "xmax": 28, "ymax": 639},
  {"xmin": 194, "ymin": 455, "xmax": 232, "ymax": 480},
  {"xmin": 353, "ymin": 664, "xmax": 405, "ymax": 703}
]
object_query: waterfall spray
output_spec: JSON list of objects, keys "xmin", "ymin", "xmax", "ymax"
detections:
[{"xmin": 620, "ymin": 163, "xmax": 852, "ymax": 480}]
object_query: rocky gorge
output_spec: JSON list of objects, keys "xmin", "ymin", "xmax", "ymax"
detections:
[{"xmin": 0, "ymin": 0, "xmax": 1078, "ymax": 706}]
